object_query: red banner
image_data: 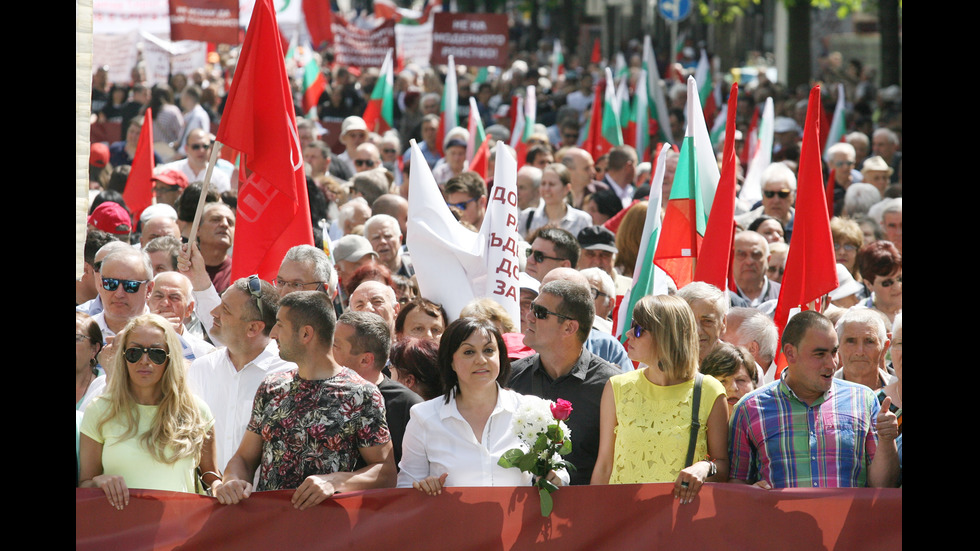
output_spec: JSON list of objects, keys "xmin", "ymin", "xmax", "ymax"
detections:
[
  {"xmin": 332, "ymin": 17, "xmax": 396, "ymax": 69},
  {"xmin": 169, "ymin": 0, "xmax": 239, "ymax": 45},
  {"xmin": 431, "ymin": 13, "xmax": 508, "ymax": 67},
  {"xmin": 77, "ymin": 484, "xmax": 901, "ymax": 550}
]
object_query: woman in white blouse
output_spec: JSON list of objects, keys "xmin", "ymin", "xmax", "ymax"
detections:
[
  {"xmin": 397, "ymin": 317, "xmax": 566, "ymax": 494},
  {"xmin": 518, "ymin": 163, "xmax": 593, "ymax": 240}
]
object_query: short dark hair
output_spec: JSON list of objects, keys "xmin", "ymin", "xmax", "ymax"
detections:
[
  {"xmin": 174, "ymin": 182, "xmax": 219, "ymax": 223},
  {"xmin": 781, "ymin": 311, "xmax": 834, "ymax": 352},
  {"xmin": 533, "ymin": 227, "xmax": 581, "ymax": 267},
  {"xmin": 607, "ymin": 145, "xmax": 637, "ymax": 171},
  {"xmin": 85, "ymin": 230, "xmax": 118, "ymax": 265},
  {"xmin": 338, "ymin": 311, "xmax": 391, "ymax": 371},
  {"xmin": 437, "ymin": 317, "xmax": 511, "ymax": 403},
  {"xmin": 540, "ymin": 279, "xmax": 594, "ymax": 343},
  {"xmin": 232, "ymin": 277, "xmax": 280, "ymax": 336},
  {"xmin": 279, "ymin": 290, "xmax": 336, "ymax": 346},
  {"xmin": 700, "ymin": 342, "xmax": 758, "ymax": 386},
  {"xmin": 395, "ymin": 298, "xmax": 448, "ymax": 337},
  {"xmin": 444, "ymin": 171, "xmax": 487, "ymax": 199}
]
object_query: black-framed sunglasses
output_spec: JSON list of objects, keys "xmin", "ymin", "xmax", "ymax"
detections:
[
  {"xmin": 447, "ymin": 197, "xmax": 477, "ymax": 210},
  {"xmin": 247, "ymin": 275, "xmax": 265, "ymax": 320},
  {"xmin": 124, "ymin": 346, "xmax": 169, "ymax": 365},
  {"xmin": 530, "ymin": 303, "xmax": 573, "ymax": 321},
  {"xmin": 102, "ymin": 277, "xmax": 148, "ymax": 293},
  {"xmin": 629, "ymin": 321, "xmax": 646, "ymax": 339},
  {"xmin": 189, "ymin": 143, "xmax": 211, "ymax": 151},
  {"xmin": 879, "ymin": 275, "xmax": 902, "ymax": 287},
  {"xmin": 525, "ymin": 249, "xmax": 567, "ymax": 264},
  {"xmin": 354, "ymin": 159, "xmax": 376, "ymax": 167},
  {"xmin": 762, "ymin": 190, "xmax": 791, "ymax": 199}
]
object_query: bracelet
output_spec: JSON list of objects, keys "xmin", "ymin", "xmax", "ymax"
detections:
[{"xmin": 201, "ymin": 471, "xmax": 223, "ymax": 486}]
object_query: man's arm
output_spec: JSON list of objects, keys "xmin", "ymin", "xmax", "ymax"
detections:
[
  {"xmin": 178, "ymin": 242, "xmax": 223, "ymax": 346},
  {"xmin": 290, "ymin": 441, "xmax": 396, "ymax": 510},
  {"xmin": 212, "ymin": 430, "xmax": 263, "ymax": 504},
  {"xmin": 727, "ymin": 401, "xmax": 770, "ymax": 489},
  {"xmin": 868, "ymin": 396, "xmax": 900, "ymax": 488}
]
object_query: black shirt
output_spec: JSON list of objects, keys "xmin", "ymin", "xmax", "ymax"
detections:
[
  {"xmin": 507, "ymin": 349, "xmax": 619, "ymax": 485},
  {"xmin": 378, "ymin": 376, "xmax": 423, "ymax": 468}
]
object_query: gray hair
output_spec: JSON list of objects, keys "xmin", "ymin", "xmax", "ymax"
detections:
[
  {"xmin": 284, "ymin": 245, "xmax": 335, "ymax": 294},
  {"xmin": 843, "ymin": 183, "xmax": 882, "ymax": 218},
  {"xmin": 677, "ymin": 281, "xmax": 729, "ymax": 319},
  {"xmin": 761, "ymin": 162, "xmax": 797, "ymax": 191},
  {"xmin": 338, "ymin": 197, "xmax": 370, "ymax": 232},
  {"xmin": 338, "ymin": 311, "xmax": 391, "ymax": 371},
  {"xmin": 101, "ymin": 249, "xmax": 153, "ymax": 281},
  {"xmin": 872, "ymin": 128, "xmax": 899, "ymax": 145},
  {"xmin": 732, "ymin": 308, "xmax": 778, "ymax": 366},
  {"xmin": 517, "ymin": 165, "xmax": 543, "ymax": 189},
  {"xmin": 868, "ymin": 197, "xmax": 902, "ymax": 226},
  {"xmin": 363, "ymin": 213, "xmax": 402, "ymax": 239},
  {"xmin": 827, "ymin": 142, "xmax": 856, "ymax": 161},
  {"xmin": 835, "ymin": 307, "xmax": 887, "ymax": 346}
]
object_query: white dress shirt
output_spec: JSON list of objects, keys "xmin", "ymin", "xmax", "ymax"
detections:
[{"xmin": 397, "ymin": 386, "xmax": 569, "ymax": 488}]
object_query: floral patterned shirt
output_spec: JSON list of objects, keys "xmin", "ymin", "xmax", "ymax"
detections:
[{"xmin": 247, "ymin": 367, "xmax": 390, "ymax": 491}]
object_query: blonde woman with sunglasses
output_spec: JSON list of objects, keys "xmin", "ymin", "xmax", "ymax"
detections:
[
  {"xmin": 591, "ymin": 295, "xmax": 729, "ymax": 504},
  {"xmin": 79, "ymin": 314, "xmax": 217, "ymax": 509}
]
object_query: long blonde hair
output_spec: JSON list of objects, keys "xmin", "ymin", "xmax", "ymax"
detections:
[
  {"xmin": 97, "ymin": 314, "xmax": 208, "ymax": 465},
  {"xmin": 632, "ymin": 295, "xmax": 700, "ymax": 381}
]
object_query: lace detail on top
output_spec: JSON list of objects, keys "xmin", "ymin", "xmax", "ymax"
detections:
[{"xmin": 609, "ymin": 369, "xmax": 724, "ymax": 484}]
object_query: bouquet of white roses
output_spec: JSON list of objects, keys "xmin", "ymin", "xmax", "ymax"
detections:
[{"xmin": 498, "ymin": 396, "xmax": 575, "ymax": 516}]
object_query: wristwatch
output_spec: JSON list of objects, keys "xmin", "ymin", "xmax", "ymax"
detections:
[{"xmin": 705, "ymin": 460, "xmax": 717, "ymax": 478}]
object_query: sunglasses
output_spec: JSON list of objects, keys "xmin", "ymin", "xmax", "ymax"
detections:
[
  {"xmin": 879, "ymin": 275, "xmax": 902, "ymax": 287},
  {"xmin": 629, "ymin": 321, "xmax": 646, "ymax": 339},
  {"xmin": 189, "ymin": 143, "xmax": 211, "ymax": 151},
  {"xmin": 833, "ymin": 159, "xmax": 855, "ymax": 167},
  {"xmin": 525, "ymin": 248, "xmax": 567, "ymax": 264},
  {"xmin": 383, "ymin": 148, "xmax": 397, "ymax": 154},
  {"xmin": 124, "ymin": 346, "xmax": 169, "ymax": 365},
  {"xmin": 530, "ymin": 303, "xmax": 572, "ymax": 321},
  {"xmin": 447, "ymin": 197, "xmax": 477, "ymax": 210},
  {"xmin": 763, "ymin": 190, "xmax": 791, "ymax": 199},
  {"xmin": 355, "ymin": 159, "xmax": 376, "ymax": 167},
  {"xmin": 102, "ymin": 277, "xmax": 148, "ymax": 293},
  {"xmin": 247, "ymin": 275, "xmax": 266, "ymax": 320}
]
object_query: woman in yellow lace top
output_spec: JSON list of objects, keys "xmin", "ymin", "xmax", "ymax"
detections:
[{"xmin": 591, "ymin": 295, "xmax": 729, "ymax": 504}]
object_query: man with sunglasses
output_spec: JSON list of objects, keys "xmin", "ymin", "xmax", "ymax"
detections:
[
  {"xmin": 94, "ymin": 249, "xmax": 153, "ymax": 340},
  {"xmin": 352, "ymin": 143, "xmax": 382, "ymax": 174},
  {"xmin": 158, "ymin": 129, "xmax": 231, "ymax": 194},
  {"xmin": 444, "ymin": 172, "xmax": 487, "ymax": 229},
  {"xmin": 508, "ymin": 279, "xmax": 620, "ymax": 485},
  {"xmin": 524, "ymin": 228, "xmax": 579, "ymax": 282},
  {"xmin": 736, "ymin": 162, "xmax": 796, "ymax": 241}
]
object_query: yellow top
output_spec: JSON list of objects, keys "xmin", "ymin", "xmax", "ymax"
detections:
[{"xmin": 609, "ymin": 369, "xmax": 724, "ymax": 484}]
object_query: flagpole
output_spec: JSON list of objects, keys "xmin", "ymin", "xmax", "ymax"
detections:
[{"xmin": 187, "ymin": 141, "xmax": 225, "ymax": 246}]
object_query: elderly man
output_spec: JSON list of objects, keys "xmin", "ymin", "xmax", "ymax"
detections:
[
  {"xmin": 77, "ymin": 231, "xmax": 120, "ymax": 311},
  {"xmin": 827, "ymin": 142, "xmax": 862, "ymax": 215},
  {"xmin": 364, "ymin": 214, "xmax": 413, "ymax": 277},
  {"xmin": 353, "ymin": 143, "xmax": 382, "ymax": 173},
  {"xmin": 516, "ymin": 165, "xmax": 543, "ymax": 211},
  {"xmin": 729, "ymin": 311, "xmax": 899, "ymax": 488},
  {"xmin": 332, "ymin": 235, "xmax": 379, "ymax": 299},
  {"xmin": 525, "ymin": 227, "xmax": 580, "ymax": 282},
  {"xmin": 351, "ymin": 169, "xmax": 391, "ymax": 209},
  {"xmin": 95, "ymin": 249, "xmax": 153, "ymax": 339},
  {"xmin": 602, "ymin": 145, "xmax": 638, "ymax": 207},
  {"xmin": 870, "ymin": 198, "xmax": 902, "ymax": 253},
  {"xmin": 860, "ymin": 156, "xmax": 894, "ymax": 196},
  {"xmin": 731, "ymin": 231, "xmax": 781, "ymax": 310},
  {"xmin": 561, "ymin": 148, "xmax": 599, "ymax": 209},
  {"xmin": 509, "ymin": 279, "xmax": 620, "ymax": 485},
  {"xmin": 213, "ymin": 291, "xmax": 395, "ymax": 508},
  {"xmin": 159, "ymin": 129, "xmax": 232, "ymax": 193},
  {"xmin": 349, "ymin": 280, "xmax": 401, "ymax": 338},
  {"xmin": 372, "ymin": 194, "xmax": 409, "ymax": 238},
  {"xmin": 274, "ymin": 245, "xmax": 336, "ymax": 299},
  {"xmin": 334, "ymin": 311, "xmax": 422, "ymax": 466},
  {"xmin": 148, "ymin": 271, "xmax": 214, "ymax": 360},
  {"xmin": 139, "ymin": 214, "xmax": 181, "ymax": 250},
  {"xmin": 337, "ymin": 116, "xmax": 370, "ymax": 175},
  {"xmin": 336, "ymin": 197, "xmax": 372, "ymax": 238},
  {"xmin": 872, "ymin": 128, "xmax": 901, "ymax": 183},
  {"xmin": 444, "ymin": 172, "xmax": 487, "ymax": 229},
  {"xmin": 677, "ymin": 282, "xmax": 728, "ymax": 362},
  {"xmin": 198, "ymin": 202, "xmax": 235, "ymax": 294},
  {"xmin": 576, "ymin": 226, "xmax": 631, "ymax": 296},
  {"xmin": 834, "ymin": 309, "xmax": 896, "ymax": 391},
  {"xmin": 151, "ymin": 169, "xmax": 190, "ymax": 208},
  {"xmin": 403, "ymin": 114, "xmax": 442, "ymax": 169},
  {"xmin": 188, "ymin": 276, "xmax": 292, "ymax": 472},
  {"xmin": 723, "ymin": 307, "xmax": 779, "ymax": 383},
  {"xmin": 433, "ymin": 134, "xmax": 468, "ymax": 186},
  {"xmin": 735, "ymin": 163, "xmax": 796, "ymax": 238}
]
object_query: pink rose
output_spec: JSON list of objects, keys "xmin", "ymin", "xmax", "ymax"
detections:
[{"xmin": 550, "ymin": 399, "xmax": 573, "ymax": 421}]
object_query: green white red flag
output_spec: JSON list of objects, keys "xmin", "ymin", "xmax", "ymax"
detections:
[
  {"xmin": 601, "ymin": 67, "xmax": 624, "ymax": 148},
  {"xmin": 631, "ymin": 69, "xmax": 649, "ymax": 157},
  {"xmin": 550, "ymin": 38, "xmax": 564, "ymax": 83},
  {"xmin": 362, "ymin": 49, "xmax": 395, "ymax": 133},
  {"xmin": 823, "ymin": 83, "xmax": 846, "ymax": 160},
  {"xmin": 216, "ymin": 0, "xmax": 314, "ymax": 282},
  {"xmin": 467, "ymin": 96, "xmax": 489, "ymax": 179},
  {"xmin": 695, "ymin": 49, "xmax": 718, "ymax": 126},
  {"xmin": 643, "ymin": 35, "xmax": 673, "ymax": 146},
  {"xmin": 740, "ymin": 97, "xmax": 774, "ymax": 207},
  {"xmin": 437, "ymin": 55, "xmax": 459, "ymax": 156}
]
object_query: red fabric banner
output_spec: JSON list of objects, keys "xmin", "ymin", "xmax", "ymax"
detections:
[
  {"xmin": 77, "ymin": 485, "xmax": 901, "ymax": 550},
  {"xmin": 169, "ymin": 0, "xmax": 239, "ymax": 45}
]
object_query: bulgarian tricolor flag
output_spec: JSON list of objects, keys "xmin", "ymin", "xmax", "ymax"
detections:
[
  {"xmin": 437, "ymin": 54, "xmax": 459, "ymax": 156},
  {"xmin": 617, "ymin": 76, "xmax": 632, "ymax": 140},
  {"xmin": 615, "ymin": 145, "xmax": 672, "ymax": 343},
  {"xmin": 614, "ymin": 52, "xmax": 628, "ymax": 80},
  {"xmin": 652, "ymin": 76, "xmax": 719, "ymax": 289},
  {"xmin": 582, "ymin": 68, "xmax": 623, "ymax": 161},
  {"xmin": 300, "ymin": 56, "xmax": 326, "ymax": 117},
  {"xmin": 362, "ymin": 49, "xmax": 395, "ymax": 133},
  {"xmin": 643, "ymin": 35, "xmax": 673, "ymax": 146},
  {"xmin": 509, "ymin": 86, "xmax": 536, "ymax": 169},
  {"xmin": 822, "ymin": 83, "xmax": 846, "ymax": 160},
  {"xmin": 467, "ymin": 96, "xmax": 489, "ymax": 179},
  {"xmin": 740, "ymin": 97, "xmax": 774, "ymax": 208},
  {"xmin": 550, "ymin": 38, "xmax": 564, "ymax": 83},
  {"xmin": 695, "ymin": 49, "xmax": 718, "ymax": 127},
  {"xmin": 631, "ymin": 68, "xmax": 650, "ymax": 159},
  {"xmin": 601, "ymin": 67, "xmax": 624, "ymax": 148}
]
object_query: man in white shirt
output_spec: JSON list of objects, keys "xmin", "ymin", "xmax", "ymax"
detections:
[{"xmin": 159, "ymin": 129, "xmax": 231, "ymax": 193}]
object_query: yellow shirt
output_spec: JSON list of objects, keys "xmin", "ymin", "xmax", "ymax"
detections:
[{"xmin": 609, "ymin": 369, "xmax": 724, "ymax": 484}]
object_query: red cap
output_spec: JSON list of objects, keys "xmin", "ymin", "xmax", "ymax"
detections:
[
  {"xmin": 88, "ymin": 202, "xmax": 132, "ymax": 235},
  {"xmin": 152, "ymin": 169, "xmax": 190, "ymax": 189},
  {"xmin": 90, "ymin": 143, "xmax": 109, "ymax": 168}
]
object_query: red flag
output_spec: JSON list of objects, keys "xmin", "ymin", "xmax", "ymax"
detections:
[
  {"xmin": 303, "ymin": 0, "xmax": 334, "ymax": 48},
  {"xmin": 582, "ymin": 79, "xmax": 613, "ymax": 161},
  {"xmin": 591, "ymin": 37, "xmax": 602, "ymax": 64},
  {"xmin": 771, "ymin": 85, "xmax": 838, "ymax": 376},
  {"xmin": 216, "ymin": 0, "xmax": 314, "ymax": 282},
  {"xmin": 468, "ymin": 137, "xmax": 489, "ymax": 180},
  {"xmin": 818, "ymin": 94, "xmax": 831, "ymax": 161},
  {"xmin": 694, "ymin": 84, "xmax": 738, "ymax": 290},
  {"xmin": 122, "ymin": 108, "xmax": 155, "ymax": 225}
]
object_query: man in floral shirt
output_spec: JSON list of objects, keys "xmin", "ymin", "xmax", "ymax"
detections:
[{"xmin": 213, "ymin": 291, "xmax": 395, "ymax": 510}]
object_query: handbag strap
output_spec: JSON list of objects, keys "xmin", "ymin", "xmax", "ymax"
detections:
[{"xmin": 684, "ymin": 373, "xmax": 704, "ymax": 468}]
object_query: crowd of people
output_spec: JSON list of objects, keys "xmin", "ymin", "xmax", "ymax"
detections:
[{"xmin": 77, "ymin": 38, "xmax": 903, "ymax": 512}]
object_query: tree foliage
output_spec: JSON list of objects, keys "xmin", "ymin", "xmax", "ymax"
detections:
[{"xmin": 697, "ymin": 0, "xmax": 868, "ymax": 23}]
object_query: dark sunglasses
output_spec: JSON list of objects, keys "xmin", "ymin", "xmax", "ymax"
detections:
[
  {"xmin": 763, "ymin": 190, "xmax": 791, "ymax": 199},
  {"xmin": 383, "ymin": 148, "xmax": 397, "ymax": 154},
  {"xmin": 102, "ymin": 277, "xmax": 148, "ymax": 293},
  {"xmin": 447, "ymin": 197, "xmax": 477, "ymax": 210},
  {"xmin": 525, "ymin": 249, "xmax": 567, "ymax": 264},
  {"xmin": 247, "ymin": 275, "xmax": 265, "ymax": 320},
  {"xmin": 355, "ymin": 159, "xmax": 376, "ymax": 167},
  {"xmin": 530, "ymin": 303, "xmax": 572, "ymax": 321},
  {"xmin": 124, "ymin": 346, "xmax": 169, "ymax": 365},
  {"xmin": 189, "ymin": 143, "xmax": 211, "ymax": 151},
  {"xmin": 629, "ymin": 321, "xmax": 646, "ymax": 338},
  {"xmin": 879, "ymin": 275, "xmax": 902, "ymax": 287}
]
